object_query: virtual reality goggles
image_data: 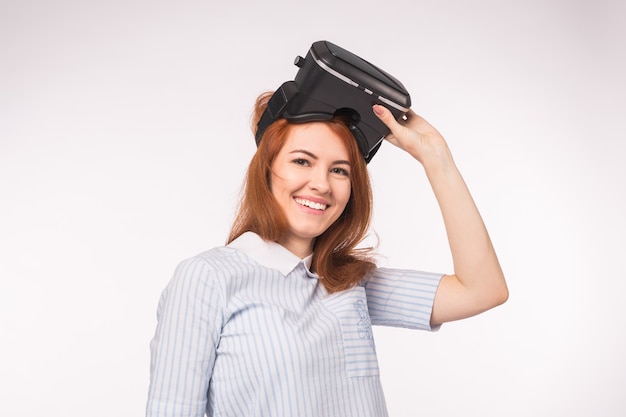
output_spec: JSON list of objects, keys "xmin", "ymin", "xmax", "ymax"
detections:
[{"xmin": 255, "ymin": 40, "xmax": 411, "ymax": 163}]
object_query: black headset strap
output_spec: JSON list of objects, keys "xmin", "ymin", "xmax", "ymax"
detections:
[{"xmin": 255, "ymin": 81, "xmax": 298, "ymax": 145}]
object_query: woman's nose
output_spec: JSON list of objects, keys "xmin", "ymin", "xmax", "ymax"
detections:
[{"xmin": 308, "ymin": 168, "xmax": 331, "ymax": 193}]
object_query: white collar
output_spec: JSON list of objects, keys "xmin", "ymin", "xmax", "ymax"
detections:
[{"xmin": 227, "ymin": 232, "xmax": 314, "ymax": 276}]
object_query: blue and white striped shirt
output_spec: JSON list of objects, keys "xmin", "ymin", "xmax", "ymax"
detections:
[{"xmin": 147, "ymin": 232, "xmax": 442, "ymax": 417}]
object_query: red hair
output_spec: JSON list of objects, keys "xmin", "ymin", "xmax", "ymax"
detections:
[{"xmin": 228, "ymin": 92, "xmax": 376, "ymax": 293}]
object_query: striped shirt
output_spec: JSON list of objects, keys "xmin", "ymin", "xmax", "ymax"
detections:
[{"xmin": 147, "ymin": 232, "xmax": 442, "ymax": 417}]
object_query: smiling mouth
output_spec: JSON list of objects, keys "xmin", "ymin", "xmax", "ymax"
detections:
[{"xmin": 294, "ymin": 197, "xmax": 328, "ymax": 211}]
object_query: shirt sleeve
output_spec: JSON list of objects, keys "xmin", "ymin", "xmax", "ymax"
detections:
[
  {"xmin": 146, "ymin": 256, "xmax": 224, "ymax": 417},
  {"xmin": 363, "ymin": 267, "xmax": 443, "ymax": 331}
]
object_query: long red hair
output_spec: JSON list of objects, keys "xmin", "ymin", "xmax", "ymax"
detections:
[{"xmin": 228, "ymin": 92, "xmax": 376, "ymax": 293}]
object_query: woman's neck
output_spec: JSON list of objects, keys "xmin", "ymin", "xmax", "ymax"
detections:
[{"xmin": 277, "ymin": 236, "xmax": 314, "ymax": 259}]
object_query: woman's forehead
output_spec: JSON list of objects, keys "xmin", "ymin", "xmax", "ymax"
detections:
[{"xmin": 281, "ymin": 123, "xmax": 350, "ymax": 159}]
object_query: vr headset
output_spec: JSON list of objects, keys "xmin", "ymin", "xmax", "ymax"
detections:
[{"xmin": 255, "ymin": 40, "xmax": 411, "ymax": 163}]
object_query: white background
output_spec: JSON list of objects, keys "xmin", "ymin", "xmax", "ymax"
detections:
[{"xmin": 2, "ymin": 0, "xmax": 625, "ymax": 416}]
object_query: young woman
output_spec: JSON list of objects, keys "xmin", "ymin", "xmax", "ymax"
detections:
[{"xmin": 146, "ymin": 92, "xmax": 508, "ymax": 417}]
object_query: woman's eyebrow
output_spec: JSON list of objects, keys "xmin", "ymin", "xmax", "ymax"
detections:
[
  {"xmin": 333, "ymin": 159, "xmax": 351, "ymax": 166},
  {"xmin": 289, "ymin": 149, "xmax": 318, "ymax": 159}
]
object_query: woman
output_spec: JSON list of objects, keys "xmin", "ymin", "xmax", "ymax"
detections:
[{"xmin": 146, "ymin": 92, "xmax": 508, "ymax": 417}]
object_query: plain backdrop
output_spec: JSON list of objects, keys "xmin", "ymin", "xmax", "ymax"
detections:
[{"xmin": 1, "ymin": 0, "xmax": 625, "ymax": 416}]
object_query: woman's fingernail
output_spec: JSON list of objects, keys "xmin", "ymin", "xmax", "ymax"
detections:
[{"xmin": 373, "ymin": 105, "xmax": 384, "ymax": 116}]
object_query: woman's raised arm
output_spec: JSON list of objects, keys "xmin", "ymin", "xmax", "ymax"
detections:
[{"xmin": 373, "ymin": 105, "xmax": 508, "ymax": 326}]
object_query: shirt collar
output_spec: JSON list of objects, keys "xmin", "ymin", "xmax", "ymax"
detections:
[{"xmin": 227, "ymin": 232, "xmax": 314, "ymax": 276}]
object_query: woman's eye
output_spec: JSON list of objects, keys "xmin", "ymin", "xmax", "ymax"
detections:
[
  {"xmin": 331, "ymin": 167, "xmax": 350, "ymax": 176},
  {"xmin": 292, "ymin": 158, "xmax": 309, "ymax": 166}
]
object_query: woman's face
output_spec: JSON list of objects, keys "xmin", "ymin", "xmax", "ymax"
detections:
[{"xmin": 270, "ymin": 122, "xmax": 352, "ymax": 257}]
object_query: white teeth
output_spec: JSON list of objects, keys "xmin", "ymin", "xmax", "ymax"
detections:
[{"xmin": 295, "ymin": 198, "xmax": 327, "ymax": 211}]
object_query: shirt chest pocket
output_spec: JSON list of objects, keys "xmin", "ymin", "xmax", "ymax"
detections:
[{"xmin": 323, "ymin": 285, "xmax": 380, "ymax": 378}]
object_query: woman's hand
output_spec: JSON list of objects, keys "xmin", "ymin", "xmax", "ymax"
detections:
[{"xmin": 372, "ymin": 104, "xmax": 451, "ymax": 167}]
